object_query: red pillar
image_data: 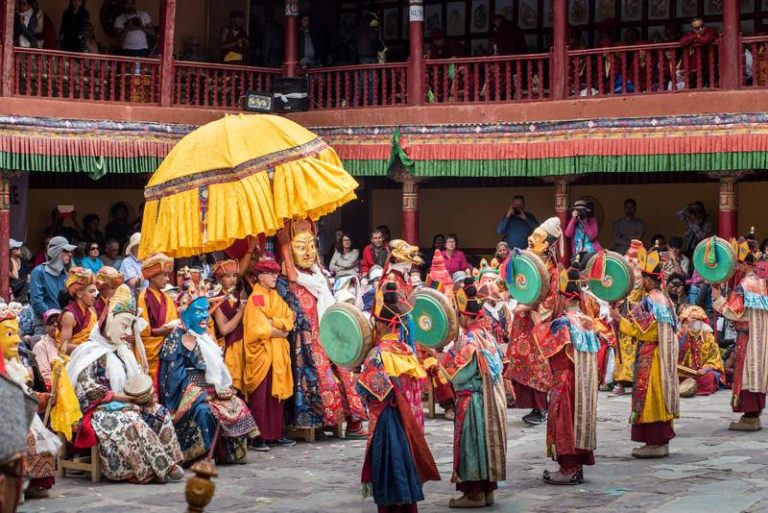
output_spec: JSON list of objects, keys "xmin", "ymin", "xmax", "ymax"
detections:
[
  {"xmin": 551, "ymin": 0, "xmax": 568, "ymax": 100},
  {"xmin": 407, "ymin": 0, "xmax": 424, "ymax": 106},
  {"xmin": 718, "ymin": 176, "xmax": 738, "ymax": 240},
  {"xmin": 554, "ymin": 178, "xmax": 571, "ymax": 265},
  {"xmin": 402, "ymin": 174, "xmax": 419, "ymax": 246},
  {"xmin": 721, "ymin": 0, "xmax": 740, "ymax": 90},
  {"xmin": 158, "ymin": 0, "xmax": 176, "ymax": 107},
  {"xmin": 1, "ymin": 0, "xmax": 15, "ymax": 97},
  {"xmin": 284, "ymin": 1, "xmax": 299, "ymax": 77},
  {"xmin": 0, "ymin": 174, "xmax": 10, "ymax": 302}
]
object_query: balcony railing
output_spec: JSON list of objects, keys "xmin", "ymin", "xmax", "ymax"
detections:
[
  {"xmin": 14, "ymin": 48, "xmax": 160, "ymax": 103},
  {"xmin": 7, "ymin": 40, "xmax": 753, "ymax": 111},
  {"xmin": 425, "ymin": 53, "xmax": 551, "ymax": 103},
  {"xmin": 741, "ymin": 36, "xmax": 768, "ymax": 88},
  {"xmin": 173, "ymin": 61, "xmax": 281, "ymax": 108},
  {"xmin": 303, "ymin": 62, "xmax": 408, "ymax": 110},
  {"xmin": 568, "ymin": 41, "xmax": 719, "ymax": 97}
]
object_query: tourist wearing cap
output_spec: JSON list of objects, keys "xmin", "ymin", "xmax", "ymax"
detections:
[
  {"xmin": 31, "ymin": 308, "xmax": 61, "ymax": 390},
  {"xmin": 29, "ymin": 236, "xmax": 76, "ymax": 332},
  {"xmin": 9, "ymin": 238, "xmax": 29, "ymax": 302},
  {"xmin": 119, "ymin": 232, "xmax": 145, "ymax": 291}
]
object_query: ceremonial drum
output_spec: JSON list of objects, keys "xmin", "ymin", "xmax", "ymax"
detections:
[
  {"xmin": 409, "ymin": 288, "xmax": 459, "ymax": 350},
  {"xmin": 586, "ymin": 251, "xmax": 633, "ymax": 303},
  {"xmin": 504, "ymin": 250, "xmax": 550, "ymax": 306},
  {"xmin": 319, "ymin": 303, "xmax": 373, "ymax": 369},
  {"xmin": 124, "ymin": 374, "xmax": 155, "ymax": 405},
  {"xmin": 692, "ymin": 236, "xmax": 737, "ymax": 284}
]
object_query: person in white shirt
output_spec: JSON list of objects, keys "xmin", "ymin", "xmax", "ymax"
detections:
[
  {"xmin": 611, "ymin": 198, "xmax": 645, "ymax": 255},
  {"xmin": 114, "ymin": 0, "xmax": 153, "ymax": 56}
]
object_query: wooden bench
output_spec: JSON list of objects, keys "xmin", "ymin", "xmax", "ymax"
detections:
[
  {"xmin": 58, "ymin": 442, "xmax": 101, "ymax": 483},
  {"xmin": 285, "ymin": 424, "xmax": 344, "ymax": 443}
]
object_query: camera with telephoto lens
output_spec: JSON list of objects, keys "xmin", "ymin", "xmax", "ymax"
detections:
[{"xmin": 574, "ymin": 206, "xmax": 589, "ymax": 221}]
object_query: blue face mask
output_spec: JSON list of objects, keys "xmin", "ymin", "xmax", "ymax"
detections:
[{"xmin": 182, "ymin": 297, "xmax": 210, "ymax": 335}]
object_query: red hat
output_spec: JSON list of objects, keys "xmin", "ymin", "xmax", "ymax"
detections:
[{"xmin": 253, "ymin": 259, "xmax": 281, "ymax": 275}]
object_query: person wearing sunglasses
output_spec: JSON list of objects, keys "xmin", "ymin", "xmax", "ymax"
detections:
[{"xmin": 80, "ymin": 242, "xmax": 104, "ymax": 274}]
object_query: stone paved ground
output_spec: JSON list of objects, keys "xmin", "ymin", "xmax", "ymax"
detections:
[{"xmin": 19, "ymin": 392, "xmax": 768, "ymax": 513}]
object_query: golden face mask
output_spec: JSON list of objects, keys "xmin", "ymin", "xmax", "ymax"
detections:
[
  {"xmin": 0, "ymin": 318, "xmax": 21, "ymax": 359},
  {"xmin": 291, "ymin": 231, "xmax": 318, "ymax": 270},
  {"xmin": 527, "ymin": 227, "xmax": 550, "ymax": 257}
]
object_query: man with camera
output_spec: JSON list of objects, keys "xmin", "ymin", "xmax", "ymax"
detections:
[
  {"xmin": 564, "ymin": 199, "xmax": 602, "ymax": 256},
  {"xmin": 114, "ymin": 0, "xmax": 153, "ymax": 57},
  {"xmin": 496, "ymin": 195, "xmax": 539, "ymax": 250}
]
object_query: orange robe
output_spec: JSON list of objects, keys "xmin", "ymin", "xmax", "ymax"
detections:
[
  {"xmin": 240, "ymin": 284, "xmax": 295, "ymax": 399},
  {"xmin": 60, "ymin": 301, "xmax": 97, "ymax": 349},
  {"xmin": 138, "ymin": 288, "xmax": 178, "ymax": 378}
]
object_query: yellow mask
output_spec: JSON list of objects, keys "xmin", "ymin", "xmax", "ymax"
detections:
[
  {"xmin": 291, "ymin": 231, "xmax": 318, "ymax": 270},
  {"xmin": 0, "ymin": 318, "xmax": 21, "ymax": 359},
  {"xmin": 527, "ymin": 227, "xmax": 550, "ymax": 257}
]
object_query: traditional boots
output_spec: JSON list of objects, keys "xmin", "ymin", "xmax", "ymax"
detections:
[
  {"xmin": 543, "ymin": 467, "xmax": 583, "ymax": 485},
  {"xmin": 729, "ymin": 415, "xmax": 762, "ymax": 431},
  {"xmin": 631, "ymin": 444, "xmax": 669, "ymax": 458},
  {"xmin": 484, "ymin": 491, "xmax": 495, "ymax": 506},
  {"xmin": 448, "ymin": 493, "xmax": 486, "ymax": 508},
  {"xmin": 444, "ymin": 405, "xmax": 456, "ymax": 421}
]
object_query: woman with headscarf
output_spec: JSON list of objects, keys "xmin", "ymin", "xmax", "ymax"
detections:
[
  {"xmin": 29, "ymin": 236, "xmax": 76, "ymax": 332},
  {"xmin": 14, "ymin": 0, "xmax": 57, "ymax": 49}
]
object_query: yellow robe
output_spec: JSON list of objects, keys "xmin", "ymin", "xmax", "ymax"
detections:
[
  {"xmin": 619, "ymin": 319, "xmax": 675, "ymax": 424},
  {"xmin": 240, "ymin": 284, "xmax": 295, "ymax": 399},
  {"xmin": 65, "ymin": 304, "xmax": 97, "ymax": 349},
  {"xmin": 614, "ymin": 287, "xmax": 644, "ymax": 383},
  {"xmin": 679, "ymin": 328, "xmax": 725, "ymax": 376},
  {"xmin": 138, "ymin": 288, "xmax": 178, "ymax": 378}
]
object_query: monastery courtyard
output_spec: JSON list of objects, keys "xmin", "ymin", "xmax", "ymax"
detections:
[{"xmin": 18, "ymin": 392, "xmax": 768, "ymax": 513}]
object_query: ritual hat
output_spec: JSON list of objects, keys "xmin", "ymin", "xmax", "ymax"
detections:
[
  {"xmin": 141, "ymin": 253, "xmax": 174, "ymax": 280},
  {"xmin": 95, "ymin": 266, "xmax": 124, "ymax": 290},
  {"xmin": 65, "ymin": 267, "xmax": 95, "ymax": 294},
  {"xmin": 213, "ymin": 259, "xmax": 239, "ymax": 280}
]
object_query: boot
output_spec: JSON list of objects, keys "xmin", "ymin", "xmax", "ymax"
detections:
[
  {"xmin": 522, "ymin": 409, "xmax": 545, "ymax": 426},
  {"xmin": 543, "ymin": 467, "xmax": 583, "ymax": 485},
  {"xmin": 444, "ymin": 406, "xmax": 456, "ymax": 421},
  {"xmin": 611, "ymin": 384, "xmax": 627, "ymax": 396},
  {"xmin": 345, "ymin": 424, "xmax": 369, "ymax": 440},
  {"xmin": 448, "ymin": 493, "xmax": 486, "ymax": 508},
  {"xmin": 484, "ymin": 491, "xmax": 495, "ymax": 506},
  {"xmin": 631, "ymin": 444, "xmax": 669, "ymax": 459},
  {"xmin": 729, "ymin": 415, "xmax": 762, "ymax": 431}
]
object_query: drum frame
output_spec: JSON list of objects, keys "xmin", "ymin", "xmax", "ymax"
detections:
[
  {"xmin": 319, "ymin": 302, "xmax": 373, "ymax": 369},
  {"xmin": 409, "ymin": 288, "xmax": 459, "ymax": 350},
  {"xmin": 692, "ymin": 236, "xmax": 737, "ymax": 285},
  {"xmin": 505, "ymin": 250, "xmax": 550, "ymax": 306},
  {"xmin": 587, "ymin": 251, "xmax": 633, "ymax": 303}
]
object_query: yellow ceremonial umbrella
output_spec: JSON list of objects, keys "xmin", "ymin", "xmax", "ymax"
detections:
[{"xmin": 139, "ymin": 114, "xmax": 358, "ymax": 259}]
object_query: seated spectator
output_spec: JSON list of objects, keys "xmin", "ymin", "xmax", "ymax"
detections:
[
  {"xmin": 81, "ymin": 242, "xmax": 104, "ymax": 274},
  {"xmin": 220, "ymin": 9, "xmax": 251, "ymax": 64},
  {"xmin": 29, "ymin": 236, "xmax": 76, "ymax": 332},
  {"xmin": 14, "ymin": 0, "xmax": 57, "ymax": 49},
  {"xmin": 31, "ymin": 309, "xmax": 60, "ymax": 390},
  {"xmin": 678, "ymin": 305, "xmax": 725, "ymax": 397},
  {"xmin": 441, "ymin": 233, "xmax": 469, "ymax": 275},
  {"xmin": 666, "ymin": 272, "xmax": 689, "ymax": 313},
  {"xmin": 60, "ymin": 0, "xmax": 89, "ymax": 52},
  {"xmin": 114, "ymin": 0, "xmax": 153, "ymax": 57},
  {"xmin": 494, "ymin": 241, "xmax": 510, "ymax": 263},
  {"xmin": 100, "ymin": 238, "xmax": 123, "ymax": 269},
  {"xmin": 119, "ymin": 232, "xmax": 144, "ymax": 291},
  {"xmin": 329, "ymin": 233, "xmax": 359, "ymax": 278},
  {"xmin": 360, "ymin": 229, "xmax": 388, "ymax": 276},
  {"xmin": 9, "ymin": 238, "xmax": 29, "ymax": 302},
  {"xmin": 324, "ymin": 229, "xmax": 344, "ymax": 267}
]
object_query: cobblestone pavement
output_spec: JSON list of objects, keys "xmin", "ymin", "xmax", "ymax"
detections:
[{"xmin": 19, "ymin": 391, "xmax": 768, "ymax": 513}]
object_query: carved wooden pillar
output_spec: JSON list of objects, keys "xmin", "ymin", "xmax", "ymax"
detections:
[
  {"xmin": 407, "ymin": 0, "xmax": 424, "ymax": 106},
  {"xmin": 545, "ymin": 176, "xmax": 575, "ymax": 265},
  {"xmin": 1, "ymin": 0, "xmax": 14, "ymax": 97},
  {"xmin": 159, "ymin": 0, "xmax": 176, "ymax": 107},
  {"xmin": 717, "ymin": 175, "xmax": 739, "ymax": 240},
  {"xmin": 283, "ymin": 0, "xmax": 299, "ymax": 77},
  {"xmin": 0, "ymin": 172, "xmax": 10, "ymax": 301},
  {"xmin": 400, "ymin": 173, "xmax": 420, "ymax": 246}
]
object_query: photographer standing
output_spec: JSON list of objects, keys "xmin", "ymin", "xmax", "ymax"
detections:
[
  {"xmin": 678, "ymin": 201, "xmax": 712, "ymax": 256},
  {"xmin": 496, "ymin": 195, "xmax": 538, "ymax": 250},
  {"xmin": 114, "ymin": 0, "xmax": 152, "ymax": 57},
  {"xmin": 564, "ymin": 199, "xmax": 602, "ymax": 256}
]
